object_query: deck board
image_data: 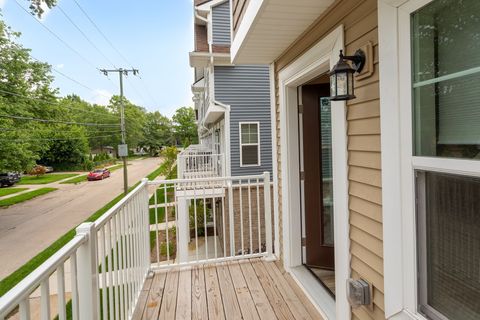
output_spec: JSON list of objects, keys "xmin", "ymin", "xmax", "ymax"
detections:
[
  {"xmin": 133, "ymin": 259, "xmax": 324, "ymax": 320},
  {"xmin": 192, "ymin": 265, "xmax": 209, "ymax": 320}
]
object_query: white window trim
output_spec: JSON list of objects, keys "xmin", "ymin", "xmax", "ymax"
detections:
[
  {"xmin": 278, "ymin": 25, "xmax": 350, "ymax": 320},
  {"xmin": 239, "ymin": 121, "xmax": 261, "ymax": 167},
  {"xmin": 379, "ymin": 0, "xmax": 480, "ymax": 318}
]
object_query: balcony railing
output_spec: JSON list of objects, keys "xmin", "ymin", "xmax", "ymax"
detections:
[
  {"xmin": 177, "ymin": 145, "xmax": 225, "ymax": 179},
  {"xmin": 0, "ymin": 173, "xmax": 273, "ymax": 320}
]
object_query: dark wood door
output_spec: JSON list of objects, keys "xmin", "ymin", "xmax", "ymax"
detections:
[{"xmin": 301, "ymin": 84, "xmax": 335, "ymax": 270}]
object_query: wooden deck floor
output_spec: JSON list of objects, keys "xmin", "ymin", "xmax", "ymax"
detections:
[{"xmin": 133, "ymin": 258, "xmax": 324, "ymax": 320}]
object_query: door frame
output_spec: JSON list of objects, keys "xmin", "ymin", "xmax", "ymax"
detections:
[{"xmin": 278, "ymin": 25, "xmax": 350, "ymax": 320}]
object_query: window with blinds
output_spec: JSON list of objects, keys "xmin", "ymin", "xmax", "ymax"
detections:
[
  {"xmin": 416, "ymin": 171, "xmax": 480, "ymax": 320},
  {"xmin": 412, "ymin": 1, "xmax": 480, "ymax": 319},
  {"xmin": 412, "ymin": 0, "xmax": 480, "ymax": 158},
  {"xmin": 240, "ymin": 123, "xmax": 260, "ymax": 166}
]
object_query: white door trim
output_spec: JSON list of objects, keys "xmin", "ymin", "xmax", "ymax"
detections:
[{"xmin": 278, "ymin": 24, "xmax": 350, "ymax": 320}]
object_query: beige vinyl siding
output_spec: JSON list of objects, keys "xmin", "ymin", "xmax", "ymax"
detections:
[{"xmin": 274, "ymin": 0, "xmax": 384, "ymax": 318}]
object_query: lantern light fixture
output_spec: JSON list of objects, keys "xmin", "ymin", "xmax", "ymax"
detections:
[{"xmin": 329, "ymin": 49, "xmax": 366, "ymax": 101}]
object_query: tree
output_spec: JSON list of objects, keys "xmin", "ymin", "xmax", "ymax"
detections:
[
  {"xmin": 27, "ymin": 0, "xmax": 57, "ymax": 18},
  {"xmin": 172, "ymin": 107, "xmax": 198, "ymax": 147},
  {"xmin": 141, "ymin": 111, "xmax": 173, "ymax": 155},
  {"xmin": 0, "ymin": 21, "xmax": 56, "ymax": 172}
]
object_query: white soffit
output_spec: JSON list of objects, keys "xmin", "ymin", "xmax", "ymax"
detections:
[{"xmin": 231, "ymin": 0, "xmax": 335, "ymax": 64}]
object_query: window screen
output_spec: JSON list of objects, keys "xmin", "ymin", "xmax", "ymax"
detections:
[
  {"xmin": 417, "ymin": 171, "xmax": 480, "ymax": 320},
  {"xmin": 240, "ymin": 123, "xmax": 259, "ymax": 166},
  {"xmin": 411, "ymin": 0, "xmax": 480, "ymax": 158}
]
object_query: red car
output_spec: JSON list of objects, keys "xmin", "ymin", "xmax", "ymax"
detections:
[{"xmin": 87, "ymin": 168, "xmax": 111, "ymax": 181}]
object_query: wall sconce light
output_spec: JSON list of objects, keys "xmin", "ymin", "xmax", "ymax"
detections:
[{"xmin": 330, "ymin": 49, "xmax": 366, "ymax": 101}]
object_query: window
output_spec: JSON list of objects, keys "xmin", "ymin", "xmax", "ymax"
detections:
[
  {"xmin": 416, "ymin": 171, "xmax": 480, "ymax": 320},
  {"xmin": 412, "ymin": 0, "xmax": 480, "ymax": 159},
  {"xmin": 411, "ymin": 1, "xmax": 480, "ymax": 319},
  {"xmin": 240, "ymin": 123, "xmax": 260, "ymax": 166}
]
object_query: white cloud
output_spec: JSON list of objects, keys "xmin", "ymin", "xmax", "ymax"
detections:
[
  {"xmin": 55, "ymin": 63, "xmax": 65, "ymax": 69},
  {"xmin": 90, "ymin": 89, "xmax": 113, "ymax": 106}
]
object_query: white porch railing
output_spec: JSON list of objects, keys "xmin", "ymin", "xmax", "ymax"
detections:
[
  {"xmin": 0, "ymin": 173, "xmax": 274, "ymax": 320},
  {"xmin": 177, "ymin": 153, "xmax": 225, "ymax": 179},
  {"xmin": 0, "ymin": 180, "xmax": 150, "ymax": 320},
  {"xmin": 149, "ymin": 172, "xmax": 272, "ymax": 269}
]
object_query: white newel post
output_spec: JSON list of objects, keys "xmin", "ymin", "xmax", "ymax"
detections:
[
  {"xmin": 263, "ymin": 172, "xmax": 274, "ymax": 260},
  {"xmin": 76, "ymin": 222, "xmax": 99, "ymax": 320},
  {"xmin": 177, "ymin": 198, "xmax": 190, "ymax": 263}
]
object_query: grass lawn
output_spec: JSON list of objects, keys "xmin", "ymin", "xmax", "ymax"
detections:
[
  {"xmin": 18, "ymin": 174, "xmax": 78, "ymax": 185},
  {"xmin": 0, "ymin": 160, "xmax": 170, "ymax": 297},
  {"xmin": 0, "ymin": 187, "xmax": 28, "ymax": 197},
  {"xmin": 0, "ymin": 188, "xmax": 57, "ymax": 207},
  {"xmin": 108, "ymin": 164, "xmax": 123, "ymax": 172}
]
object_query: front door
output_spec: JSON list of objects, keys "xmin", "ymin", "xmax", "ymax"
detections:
[{"xmin": 300, "ymin": 83, "xmax": 335, "ymax": 294}]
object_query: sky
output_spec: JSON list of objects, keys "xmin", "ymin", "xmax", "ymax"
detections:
[{"xmin": 1, "ymin": 0, "xmax": 194, "ymax": 117}]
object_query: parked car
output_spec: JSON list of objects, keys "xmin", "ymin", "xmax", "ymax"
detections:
[
  {"xmin": 87, "ymin": 168, "xmax": 111, "ymax": 181},
  {"xmin": 0, "ymin": 172, "xmax": 21, "ymax": 187},
  {"xmin": 44, "ymin": 166, "xmax": 54, "ymax": 173}
]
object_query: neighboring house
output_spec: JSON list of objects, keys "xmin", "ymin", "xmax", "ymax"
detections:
[
  {"xmin": 91, "ymin": 146, "xmax": 117, "ymax": 158},
  {"xmin": 184, "ymin": 0, "xmax": 273, "ymax": 179},
  {"xmin": 232, "ymin": 0, "xmax": 480, "ymax": 319}
]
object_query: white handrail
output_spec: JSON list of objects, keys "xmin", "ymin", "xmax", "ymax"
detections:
[{"xmin": 0, "ymin": 235, "xmax": 86, "ymax": 317}]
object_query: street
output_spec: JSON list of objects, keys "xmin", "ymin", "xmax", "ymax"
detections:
[{"xmin": 0, "ymin": 157, "xmax": 162, "ymax": 280}]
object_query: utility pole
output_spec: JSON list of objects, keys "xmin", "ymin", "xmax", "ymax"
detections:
[{"xmin": 100, "ymin": 68, "xmax": 139, "ymax": 195}]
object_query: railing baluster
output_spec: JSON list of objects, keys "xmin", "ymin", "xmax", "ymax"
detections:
[
  {"xmin": 194, "ymin": 183, "xmax": 199, "ymax": 262},
  {"xmin": 228, "ymin": 181, "xmax": 235, "ymax": 257},
  {"xmin": 213, "ymin": 194, "xmax": 217, "ymax": 259},
  {"xmin": 19, "ymin": 298, "xmax": 30, "ymax": 320},
  {"xmin": 165, "ymin": 183, "xmax": 170, "ymax": 262},
  {"xmin": 112, "ymin": 215, "xmax": 120, "ymax": 320},
  {"xmin": 70, "ymin": 254, "xmax": 79, "ymax": 320},
  {"xmin": 256, "ymin": 178, "xmax": 261, "ymax": 253},
  {"xmin": 40, "ymin": 279, "xmax": 50, "ymax": 320},
  {"xmin": 239, "ymin": 180, "xmax": 244, "ymax": 256},
  {"xmin": 107, "ymin": 221, "xmax": 115, "ymax": 320},
  {"xmin": 221, "ymin": 193, "xmax": 226, "ymax": 258},
  {"xmin": 120, "ymin": 207, "xmax": 129, "ymax": 320},
  {"xmin": 203, "ymin": 185, "xmax": 208, "ymax": 260},
  {"xmin": 100, "ymin": 228, "xmax": 108, "ymax": 320},
  {"xmin": 248, "ymin": 179, "xmax": 253, "ymax": 254},
  {"xmin": 154, "ymin": 187, "xmax": 160, "ymax": 264},
  {"xmin": 56, "ymin": 265, "xmax": 66, "ymax": 320},
  {"xmin": 124, "ymin": 204, "xmax": 132, "ymax": 317}
]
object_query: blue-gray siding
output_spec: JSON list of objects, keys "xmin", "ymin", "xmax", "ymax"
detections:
[
  {"xmin": 214, "ymin": 65, "xmax": 272, "ymax": 176},
  {"xmin": 212, "ymin": 1, "xmax": 231, "ymax": 45}
]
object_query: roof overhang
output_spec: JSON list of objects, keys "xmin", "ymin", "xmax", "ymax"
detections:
[
  {"xmin": 189, "ymin": 52, "xmax": 231, "ymax": 68},
  {"xmin": 231, "ymin": 0, "xmax": 335, "ymax": 64}
]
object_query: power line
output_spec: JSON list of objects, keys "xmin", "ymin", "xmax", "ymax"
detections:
[
  {"xmin": 72, "ymin": 0, "xmax": 131, "ymax": 66},
  {"xmin": 0, "ymin": 128, "xmax": 121, "ymax": 134},
  {"xmin": 56, "ymin": 3, "xmax": 117, "ymax": 68},
  {"xmin": 13, "ymin": 0, "xmax": 97, "ymax": 70},
  {"xmin": 71, "ymin": 0, "xmax": 159, "ymax": 107},
  {"xmin": 0, "ymin": 88, "xmax": 118, "ymax": 120},
  {"xmin": 0, "ymin": 134, "xmax": 119, "ymax": 142},
  {"xmin": 0, "ymin": 114, "xmax": 120, "ymax": 127}
]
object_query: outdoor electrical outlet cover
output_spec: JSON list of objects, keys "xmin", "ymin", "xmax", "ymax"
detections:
[
  {"xmin": 118, "ymin": 144, "xmax": 128, "ymax": 157},
  {"xmin": 346, "ymin": 278, "xmax": 372, "ymax": 308}
]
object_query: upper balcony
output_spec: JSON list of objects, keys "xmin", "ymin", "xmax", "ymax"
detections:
[
  {"xmin": 0, "ymin": 173, "xmax": 324, "ymax": 320},
  {"xmin": 231, "ymin": 0, "xmax": 335, "ymax": 64},
  {"xmin": 189, "ymin": 0, "xmax": 232, "ymax": 68},
  {"xmin": 177, "ymin": 144, "xmax": 225, "ymax": 179}
]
